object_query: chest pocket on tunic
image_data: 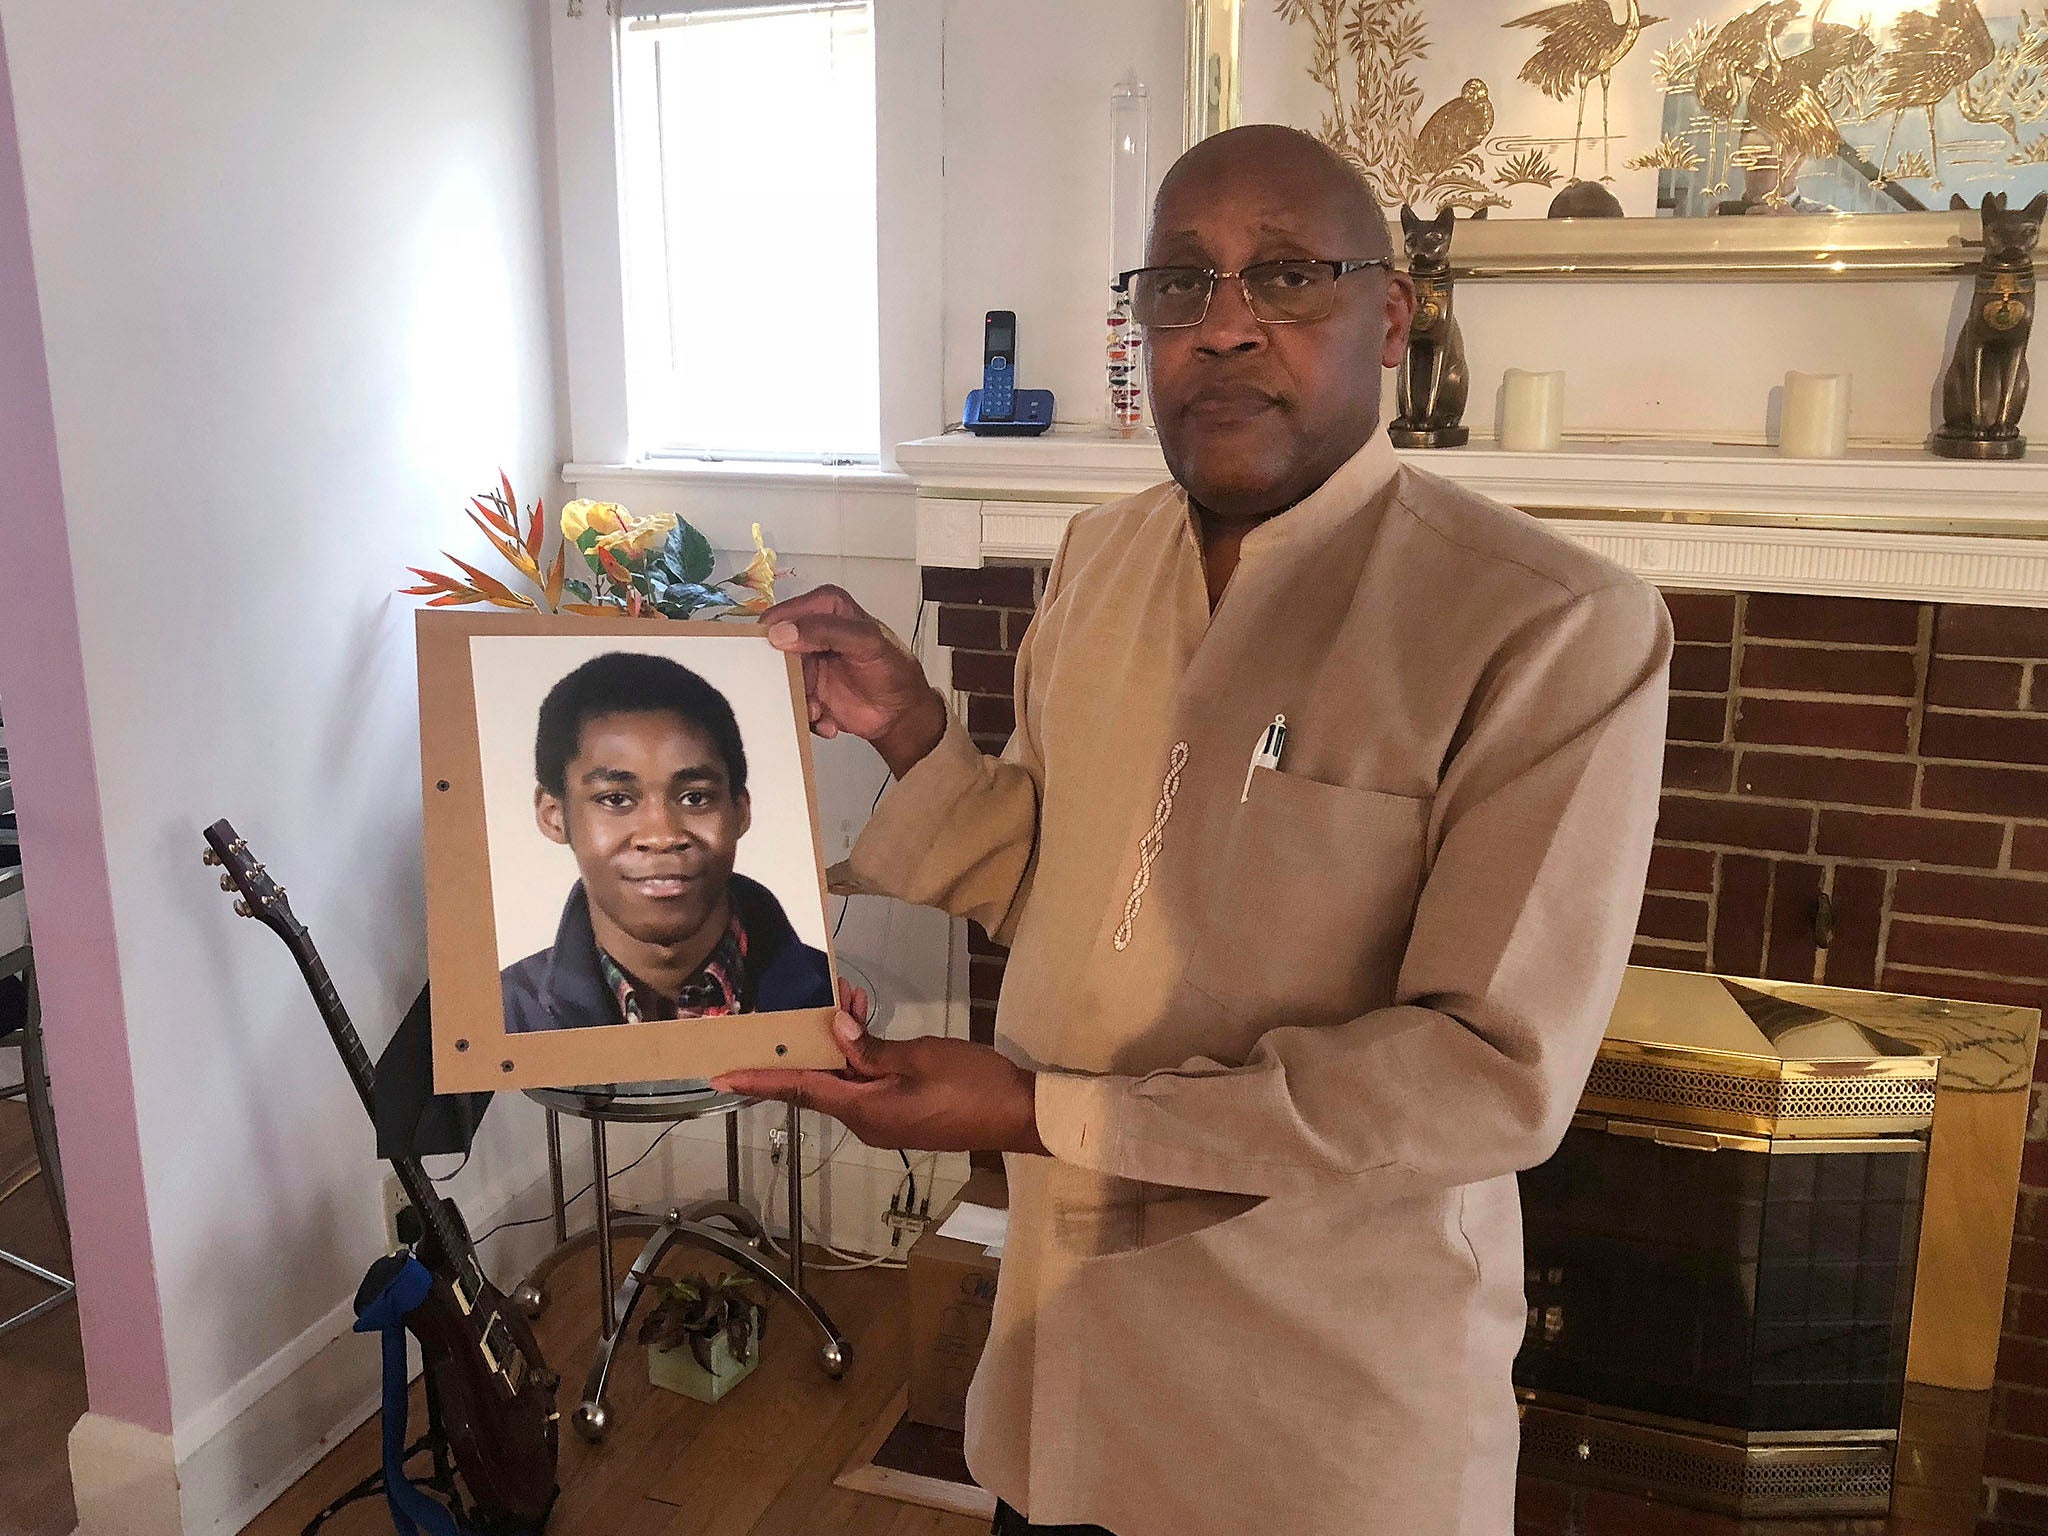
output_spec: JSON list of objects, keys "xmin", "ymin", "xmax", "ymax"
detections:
[{"xmin": 1180, "ymin": 766, "xmax": 1430, "ymax": 1027}]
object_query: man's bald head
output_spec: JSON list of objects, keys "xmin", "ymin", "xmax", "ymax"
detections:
[
  {"xmin": 1141, "ymin": 124, "xmax": 1412, "ymax": 527},
  {"xmin": 1151, "ymin": 125, "xmax": 1392, "ymax": 265}
]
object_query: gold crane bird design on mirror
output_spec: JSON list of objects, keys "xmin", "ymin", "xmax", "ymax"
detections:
[
  {"xmin": 1250, "ymin": 0, "xmax": 2048, "ymax": 237},
  {"xmin": 1505, "ymin": 0, "xmax": 1668, "ymax": 183}
]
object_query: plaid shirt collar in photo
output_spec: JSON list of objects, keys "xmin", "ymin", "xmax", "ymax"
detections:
[{"xmin": 597, "ymin": 913, "xmax": 750, "ymax": 1023}]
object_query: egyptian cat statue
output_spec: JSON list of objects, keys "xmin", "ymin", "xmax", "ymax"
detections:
[
  {"xmin": 1391, "ymin": 204, "xmax": 1478, "ymax": 450},
  {"xmin": 1933, "ymin": 190, "xmax": 2046, "ymax": 460}
]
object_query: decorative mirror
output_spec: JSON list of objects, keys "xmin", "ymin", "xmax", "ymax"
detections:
[{"xmin": 1190, "ymin": 0, "xmax": 2048, "ymax": 275}]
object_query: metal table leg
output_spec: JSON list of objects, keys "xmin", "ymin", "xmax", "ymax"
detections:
[
  {"xmin": 546, "ymin": 1108, "xmax": 568, "ymax": 1244},
  {"xmin": 591, "ymin": 1117, "xmax": 616, "ymax": 1338},
  {"xmin": 511, "ymin": 1110, "xmax": 574, "ymax": 1319},
  {"xmin": 18, "ymin": 955, "xmax": 64, "ymax": 1246},
  {"xmin": 0, "ymin": 945, "xmax": 72, "ymax": 1336},
  {"xmin": 571, "ymin": 1199, "xmax": 850, "ymax": 1440},
  {"xmin": 786, "ymin": 1100, "xmax": 805, "ymax": 1299},
  {"xmin": 0, "ymin": 1254, "xmax": 73, "ymax": 1338},
  {"xmin": 726, "ymin": 1112, "xmax": 741, "ymax": 1206}
]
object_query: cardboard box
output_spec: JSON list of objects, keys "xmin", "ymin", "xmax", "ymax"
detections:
[{"xmin": 907, "ymin": 1167, "xmax": 1008, "ymax": 1433}]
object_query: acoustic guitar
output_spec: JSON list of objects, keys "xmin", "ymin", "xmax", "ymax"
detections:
[{"xmin": 202, "ymin": 818, "xmax": 560, "ymax": 1529}]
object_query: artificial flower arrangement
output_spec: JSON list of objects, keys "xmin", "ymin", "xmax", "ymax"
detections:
[{"xmin": 402, "ymin": 473, "xmax": 786, "ymax": 618}]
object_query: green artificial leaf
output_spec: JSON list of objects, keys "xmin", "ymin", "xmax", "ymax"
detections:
[
  {"xmin": 688, "ymin": 1331, "xmax": 717, "ymax": 1374},
  {"xmin": 727, "ymin": 1305, "xmax": 756, "ymax": 1364},
  {"xmin": 562, "ymin": 576, "xmax": 595, "ymax": 605},
  {"xmin": 675, "ymin": 582, "xmax": 738, "ymax": 609},
  {"xmin": 665, "ymin": 519, "xmax": 716, "ymax": 584}
]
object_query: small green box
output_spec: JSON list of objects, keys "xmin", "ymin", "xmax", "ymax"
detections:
[{"xmin": 645, "ymin": 1305, "xmax": 762, "ymax": 1404}]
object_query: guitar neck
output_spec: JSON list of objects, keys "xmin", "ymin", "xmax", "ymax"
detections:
[{"xmin": 285, "ymin": 932, "xmax": 472, "ymax": 1268}]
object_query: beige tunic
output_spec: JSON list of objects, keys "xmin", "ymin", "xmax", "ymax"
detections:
[{"xmin": 838, "ymin": 430, "xmax": 1672, "ymax": 1535}]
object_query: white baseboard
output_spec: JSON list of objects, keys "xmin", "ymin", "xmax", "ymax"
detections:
[
  {"xmin": 68, "ymin": 1337, "xmax": 382, "ymax": 1536},
  {"xmin": 68, "ymin": 1414, "xmax": 183, "ymax": 1536}
]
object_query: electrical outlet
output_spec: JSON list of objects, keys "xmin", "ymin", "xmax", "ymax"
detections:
[
  {"xmin": 769, "ymin": 1125, "xmax": 789, "ymax": 1165},
  {"xmin": 381, "ymin": 1172, "xmax": 408, "ymax": 1250}
]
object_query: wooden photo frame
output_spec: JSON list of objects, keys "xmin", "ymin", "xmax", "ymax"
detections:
[{"xmin": 417, "ymin": 611, "xmax": 843, "ymax": 1092}]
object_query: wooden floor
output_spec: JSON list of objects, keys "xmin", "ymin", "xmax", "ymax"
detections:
[
  {"xmin": 245, "ymin": 1236, "xmax": 988, "ymax": 1536},
  {"xmin": 0, "ymin": 1099, "xmax": 86, "ymax": 1536}
]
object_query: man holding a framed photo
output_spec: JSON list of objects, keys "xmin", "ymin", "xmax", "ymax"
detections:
[{"xmin": 719, "ymin": 125, "xmax": 1671, "ymax": 1536}]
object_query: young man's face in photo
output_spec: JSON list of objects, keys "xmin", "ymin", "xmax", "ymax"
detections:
[{"xmin": 535, "ymin": 708, "xmax": 751, "ymax": 952}]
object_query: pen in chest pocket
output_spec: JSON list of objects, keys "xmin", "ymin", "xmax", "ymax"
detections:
[{"xmin": 1239, "ymin": 714, "xmax": 1287, "ymax": 803}]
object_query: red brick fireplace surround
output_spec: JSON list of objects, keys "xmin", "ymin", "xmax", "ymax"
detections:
[{"xmin": 927, "ymin": 564, "xmax": 2048, "ymax": 1532}]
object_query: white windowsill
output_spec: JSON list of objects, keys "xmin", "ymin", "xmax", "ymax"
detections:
[
  {"xmin": 563, "ymin": 458, "xmax": 913, "ymax": 494},
  {"xmin": 560, "ymin": 457, "xmax": 918, "ymax": 563}
]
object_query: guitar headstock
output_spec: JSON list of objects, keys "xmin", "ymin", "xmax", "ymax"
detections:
[{"xmin": 201, "ymin": 818, "xmax": 304, "ymax": 941}]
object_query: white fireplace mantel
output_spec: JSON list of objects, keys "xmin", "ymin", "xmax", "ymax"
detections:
[{"xmin": 897, "ymin": 431, "xmax": 2048, "ymax": 606}]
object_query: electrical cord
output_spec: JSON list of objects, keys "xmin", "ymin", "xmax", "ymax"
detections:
[
  {"xmin": 758, "ymin": 1154, "xmax": 901, "ymax": 1270},
  {"xmin": 757, "ymin": 1144, "xmax": 946, "ymax": 1271},
  {"xmin": 468, "ymin": 1118, "xmax": 684, "ymax": 1248}
]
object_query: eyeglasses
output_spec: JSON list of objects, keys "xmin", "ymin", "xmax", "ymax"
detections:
[{"xmin": 1114, "ymin": 257, "xmax": 1393, "ymax": 328}]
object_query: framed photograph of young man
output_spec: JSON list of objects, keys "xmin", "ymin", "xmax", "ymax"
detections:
[{"xmin": 417, "ymin": 611, "xmax": 844, "ymax": 1092}]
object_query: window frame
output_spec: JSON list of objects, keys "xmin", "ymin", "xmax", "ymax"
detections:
[{"xmin": 546, "ymin": 0, "xmax": 941, "ymax": 476}]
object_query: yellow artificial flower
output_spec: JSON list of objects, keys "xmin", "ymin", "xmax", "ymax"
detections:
[
  {"xmin": 592, "ymin": 510, "xmax": 679, "ymax": 562},
  {"xmin": 734, "ymin": 522, "xmax": 778, "ymax": 601},
  {"xmin": 560, "ymin": 498, "xmax": 632, "ymax": 545}
]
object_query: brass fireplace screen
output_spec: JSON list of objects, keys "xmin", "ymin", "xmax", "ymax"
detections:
[{"xmin": 1516, "ymin": 967, "xmax": 2042, "ymax": 1524}]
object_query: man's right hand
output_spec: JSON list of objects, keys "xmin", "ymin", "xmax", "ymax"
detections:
[{"xmin": 761, "ymin": 585, "xmax": 950, "ymax": 778}]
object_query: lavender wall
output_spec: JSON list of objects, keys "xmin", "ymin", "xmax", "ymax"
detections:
[{"xmin": 0, "ymin": 14, "xmax": 174, "ymax": 1434}]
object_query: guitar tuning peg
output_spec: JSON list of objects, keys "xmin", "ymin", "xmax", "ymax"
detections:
[
  {"xmin": 276, "ymin": 885, "xmax": 287, "ymax": 898},
  {"xmin": 202, "ymin": 849, "xmax": 220, "ymax": 867},
  {"xmin": 220, "ymin": 874, "xmax": 235, "ymax": 892},
  {"xmin": 234, "ymin": 899, "xmax": 252, "ymax": 918}
]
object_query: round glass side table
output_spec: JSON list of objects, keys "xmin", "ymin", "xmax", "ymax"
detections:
[{"xmin": 513, "ymin": 1080, "xmax": 849, "ymax": 1440}]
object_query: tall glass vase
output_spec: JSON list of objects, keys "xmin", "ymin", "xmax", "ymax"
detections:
[{"xmin": 1107, "ymin": 70, "xmax": 1149, "ymax": 436}]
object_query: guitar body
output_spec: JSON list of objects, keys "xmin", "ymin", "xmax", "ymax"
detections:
[
  {"xmin": 203, "ymin": 819, "xmax": 559, "ymax": 1530},
  {"xmin": 407, "ymin": 1263, "xmax": 559, "ymax": 1527}
]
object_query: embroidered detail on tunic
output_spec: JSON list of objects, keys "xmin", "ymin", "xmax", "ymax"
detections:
[{"xmin": 1113, "ymin": 740, "xmax": 1189, "ymax": 952}]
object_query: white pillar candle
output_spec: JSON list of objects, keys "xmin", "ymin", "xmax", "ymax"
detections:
[
  {"xmin": 1499, "ymin": 369, "xmax": 1566, "ymax": 452},
  {"xmin": 1780, "ymin": 371, "xmax": 1851, "ymax": 459}
]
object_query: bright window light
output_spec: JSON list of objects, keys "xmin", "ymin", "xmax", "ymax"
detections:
[{"xmin": 618, "ymin": 3, "xmax": 879, "ymax": 462}]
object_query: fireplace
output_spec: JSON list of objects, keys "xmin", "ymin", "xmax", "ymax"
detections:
[{"xmin": 898, "ymin": 430, "xmax": 2048, "ymax": 1531}]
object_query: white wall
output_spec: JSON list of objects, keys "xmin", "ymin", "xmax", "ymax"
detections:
[
  {"xmin": 939, "ymin": 0, "xmax": 1186, "ymax": 430},
  {"xmin": 0, "ymin": 0, "xmax": 565, "ymax": 1523},
  {"xmin": 934, "ymin": 0, "xmax": 2038, "ymax": 448}
]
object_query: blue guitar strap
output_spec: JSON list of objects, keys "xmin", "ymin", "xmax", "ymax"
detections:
[{"xmin": 352, "ymin": 1254, "xmax": 481, "ymax": 1536}]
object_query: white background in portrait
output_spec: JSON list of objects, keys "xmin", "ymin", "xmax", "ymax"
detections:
[{"xmin": 468, "ymin": 631, "xmax": 831, "ymax": 970}]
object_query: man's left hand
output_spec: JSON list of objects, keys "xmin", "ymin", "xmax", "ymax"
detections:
[{"xmin": 713, "ymin": 981, "xmax": 1049, "ymax": 1156}]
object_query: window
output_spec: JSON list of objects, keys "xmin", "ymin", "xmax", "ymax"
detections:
[{"xmin": 617, "ymin": 1, "xmax": 880, "ymax": 463}]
